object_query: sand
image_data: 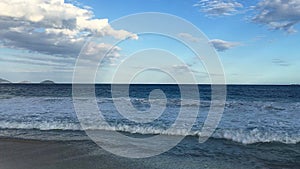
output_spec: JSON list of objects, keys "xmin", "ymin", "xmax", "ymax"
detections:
[
  {"xmin": 0, "ymin": 138, "xmax": 142, "ymax": 169},
  {"xmin": 1, "ymin": 137, "xmax": 298, "ymax": 169}
]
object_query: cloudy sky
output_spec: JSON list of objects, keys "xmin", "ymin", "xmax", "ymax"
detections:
[{"xmin": 0, "ymin": 0, "xmax": 299, "ymax": 84}]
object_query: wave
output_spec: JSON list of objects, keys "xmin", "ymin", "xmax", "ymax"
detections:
[
  {"xmin": 0, "ymin": 121, "xmax": 299, "ymax": 145},
  {"xmin": 212, "ymin": 128, "xmax": 300, "ymax": 144},
  {"xmin": 0, "ymin": 121, "xmax": 82, "ymax": 131},
  {"xmin": 1, "ymin": 96, "xmax": 299, "ymax": 145}
]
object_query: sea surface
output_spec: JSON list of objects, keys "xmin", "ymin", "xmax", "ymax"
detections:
[{"xmin": 0, "ymin": 84, "xmax": 299, "ymax": 168}]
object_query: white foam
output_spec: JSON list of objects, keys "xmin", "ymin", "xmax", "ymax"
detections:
[
  {"xmin": 213, "ymin": 128, "xmax": 300, "ymax": 144},
  {"xmin": 0, "ymin": 120, "xmax": 299, "ymax": 144}
]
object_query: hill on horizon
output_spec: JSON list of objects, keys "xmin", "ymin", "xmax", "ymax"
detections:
[
  {"xmin": 40, "ymin": 80, "xmax": 55, "ymax": 84},
  {"xmin": 18, "ymin": 81, "xmax": 31, "ymax": 84},
  {"xmin": 0, "ymin": 78, "xmax": 11, "ymax": 84}
]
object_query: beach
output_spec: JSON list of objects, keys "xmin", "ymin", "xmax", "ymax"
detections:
[
  {"xmin": 0, "ymin": 138, "xmax": 146, "ymax": 169},
  {"xmin": 1, "ymin": 136, "xmax": 299, "ymax": 169}
]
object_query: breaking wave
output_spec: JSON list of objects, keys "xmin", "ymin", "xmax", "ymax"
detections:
[{"xmin": 0, "ymin": 121, "xmax": 299, "ymax": 145}]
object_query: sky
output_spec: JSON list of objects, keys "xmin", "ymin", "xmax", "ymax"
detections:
[{"xmin": 0, "ymin": 0, "xmax": 300, "ymax": 84}]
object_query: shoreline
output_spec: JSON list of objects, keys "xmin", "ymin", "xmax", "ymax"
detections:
[
  {"xmin": 0, "ymin": 137, "xmax": 299, "ymax": 169},
  {"xmin": 0, "ymin": 138, "xmax": 146, "ymax": 169}
]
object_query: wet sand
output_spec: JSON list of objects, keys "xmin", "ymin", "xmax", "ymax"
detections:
[
  {"xmin": 0, "ymin": 138, "xmax": 198, "ymax": 169},
  {"xmin": 0, "ymin": 138, "xmax": 227, "ymax": 169},
  {"xmin": 0, "ymin": 137, "xmax": 299, "ymax": 169},
  {"xmin": 0, "ymin": 138, "xmax": 145, "ymax": 169}
]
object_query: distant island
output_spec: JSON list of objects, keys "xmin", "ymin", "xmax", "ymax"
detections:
[
  {"xmin": 18, "ymin": 81, "xmax": 31, "ymax": 84},
  {"xmin": 0, "ymin": 79, "xmax": 56, "ymax": 84},
  {"xmin": 40, "ymin": 80, "xmax": 55, "ymax": 84},
  {"xmin": 0, "ymin": 78, "xmax": 11, "ymax": 84}
]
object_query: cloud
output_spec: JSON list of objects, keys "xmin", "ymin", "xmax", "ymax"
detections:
[
  {"xmin": 171, "ymin": 64, "xmax": 204, "ymax": 75},
  {"xmin": 81, "ymin": 42, "xmax": 121, "ymax": 63},
  {"xmin": 272, "ymin": 59, "xmax": 291, "ymax": 67},
  {"xmin": 209, "ymin": 39, "xmax": 240, "ymax": 51},
  {"xmin": 177, "ymin": 33, "xmax": 201, "ymax": 42},
  {"xmin": 0, "ymin": 57, "xmax": 66, "ymax": 67},
  {"xmin": 0, "ymin": 0, "xmax": 137, "ymax": 57},
  {"xmin": 194, "ymin": 0, "xmax": 243, "ymax": 16},
  {"xmin": 177, "ymin": 33, "xmax": 241, "ymax": 52},
  {"xmin": 172, "ymin": 64, "xmax": 190, "ymax": 71},
  {"xmin": 252, "ymin": 0, "xmax": 300, "ymax": 33}
]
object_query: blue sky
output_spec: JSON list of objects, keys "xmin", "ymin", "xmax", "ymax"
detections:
[{"xmin": 0, "ymin": 0, "xmax": 299, "ymax": 84}]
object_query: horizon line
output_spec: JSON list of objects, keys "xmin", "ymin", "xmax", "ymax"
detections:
[{"xmin": 1, "ymin": 82, "xmax": 299, "ymax": 86}]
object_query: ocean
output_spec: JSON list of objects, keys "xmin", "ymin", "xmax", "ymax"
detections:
[{"xmin": 0, "ymin": 84, "xmax": 299, "ymax": 169}]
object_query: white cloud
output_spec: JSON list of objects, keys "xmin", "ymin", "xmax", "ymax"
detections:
[
  {"xmin": 0, "ymin": 0, "xmax": 137, "ymax": 57},
  {"xmin": 272, "ymin": 59, "xmax": 290, "ymax": 67},
  {"xmin": 82, "ymin": 42, "xmax": 121, "ymax": 61},
  {"xmin": 172, "ymin": 64, "xmax": 190, "ymax": 71},
  {"xmin": 171, "ymin": 64, "xmax": 203, "ymax": 75},
  {"xmin": 252, "ymin": 0, "xmax": 300, "ymax": 33},
  {"xmin": 210, "ymin": 39, "xmax": 240, "ymax": 51},
  {"xmin": 177, "ymin": 33, "xmax": 201, "ymax": 42},
  {"xmin": 194, "ymin": 0, "xmax": 243, "ymax": 16}
]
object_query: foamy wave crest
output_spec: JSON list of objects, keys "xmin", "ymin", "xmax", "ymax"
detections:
[
  {"xmin": 0, "ymin": 121, "xmax": 299, "ymax": 145},
  {"xmin": 0, "ymin": 121, "xmax": 82, "ymax": 131},
  {"xmin": 98, "ymin": 97, "xmax": 202, "ymax": 107},
  {"xmin": 213, "ymin": 128, "xmax": 300, "ymax": 144}
]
